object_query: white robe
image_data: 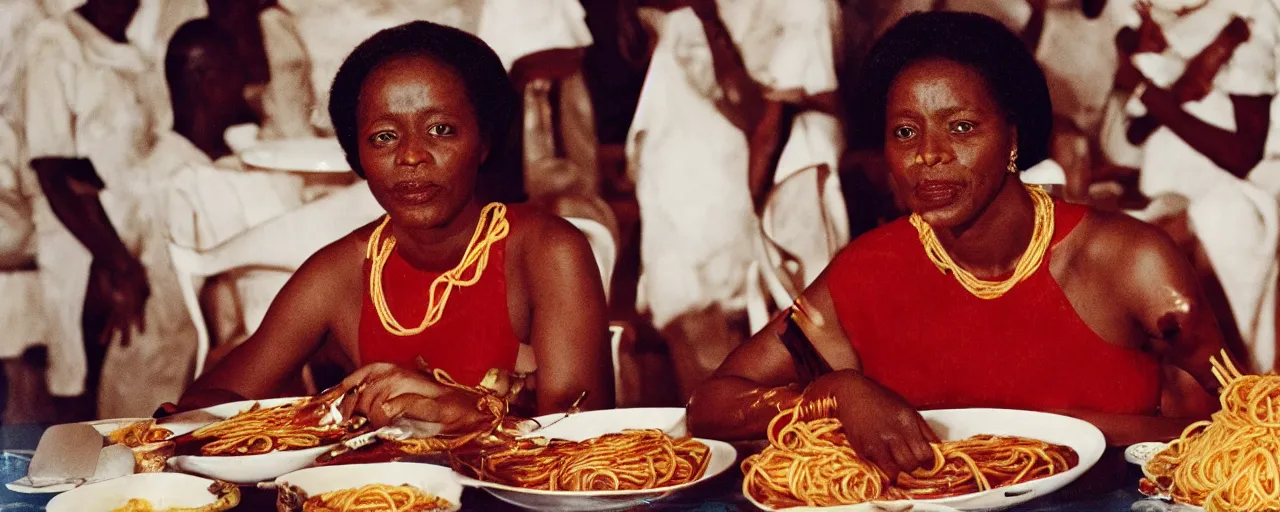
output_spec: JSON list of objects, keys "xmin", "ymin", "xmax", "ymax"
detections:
[
  {"xmin": 1126, "ymin": 0, "xmax": 1280, "ymax": 373},
  {"xmin": 24, "ymin": 12, "xmax": 196, "ymax": 417},
  {"xmin": 627, "ymin": 1, "xmax": 848, "ymax": 330}
]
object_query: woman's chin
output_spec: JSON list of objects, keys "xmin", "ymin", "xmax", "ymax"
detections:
[
  {"xmin": 387, "ymin": 207, "xmax": 451, "ymax": 231},
  {"xmin": 915, "ymin": 203, "xmax": 971, "ymax": 231}
]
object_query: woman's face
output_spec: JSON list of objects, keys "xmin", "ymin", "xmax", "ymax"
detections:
[
  {"xmin": 356, "ymin": 54, "xmax": 488, "ymax": 230},
  {"xmin": 883, "ymin": 58, "xmax": 1016, "ymax": 230}
]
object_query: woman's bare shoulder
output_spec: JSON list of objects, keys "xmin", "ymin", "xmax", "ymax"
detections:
[
  {"xmin": 295, "ymin": 220, "xmax": 382, "ymax": 285},
  {"xmin": 1069, "ymin": 208, "xmax": 1195, "ymax": 288}
]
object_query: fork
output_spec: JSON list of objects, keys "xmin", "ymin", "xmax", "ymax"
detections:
[{"xmin": 521, "ymin": 391, "xmax": 590, "ymax": 437}]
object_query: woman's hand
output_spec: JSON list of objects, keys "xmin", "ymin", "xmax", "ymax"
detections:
[
  {"xmin": 805, "ymin": 370, "xmax": 939, "ymax": 482},
  {"xmin": 338, "ymin": 363, "xmax": 493, "ymax": 433}
]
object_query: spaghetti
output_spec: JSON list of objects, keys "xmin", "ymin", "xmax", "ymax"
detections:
[
  {"xmin": 453, "ymin": 430, "xmax": 712, "ymax": 491},
  {"xmin": 108, "ymin": 481, "xmax": 240, "ymax": 512},
  {"xmin": 192, "ymin": 399, "xmax": 348, "ymax": 456},
  {"xmin": 1140, "ymin": 351, "xmax": 1280, "ymax": 511},
  {"xmin": 301, "ymin": 484, "xmax": 452, "ymax": 512},
  {"xmin": 108, "ymin": 420, "xmax": 173, "ymax": 447},
  {"xmin": 742, "ymin": 405, "xmax": 1078, "ymax": 508}
]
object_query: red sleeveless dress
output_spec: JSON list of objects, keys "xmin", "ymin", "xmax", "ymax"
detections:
[
  {"xmin": 826, "ymin": 201, "xmax": 1161, "ymax": 415},
  {"xmin": 358, "ymin": 208, "xmax": 521, "ymax": 387}
]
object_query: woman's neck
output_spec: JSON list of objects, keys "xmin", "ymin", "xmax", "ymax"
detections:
[
  {"xmin": 932, "ymin": 178, "xmax": 1037, "ymax": 279},
  {"xmin": 390, "ymin": 199, "xmax": 486, "ymax": 271}
]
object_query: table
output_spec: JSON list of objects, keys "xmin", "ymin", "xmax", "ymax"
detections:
[{"xmin": 0, "ymin": 425, "xmax": 1158, "ymax": 511}]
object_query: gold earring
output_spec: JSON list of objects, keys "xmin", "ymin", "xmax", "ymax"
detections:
[{"xmin": 1007, "ymin": 147, "xmax": 1019, "ymax": 174}]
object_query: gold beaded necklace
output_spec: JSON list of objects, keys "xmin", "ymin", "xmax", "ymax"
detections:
[
  {"xmin": 365, "ymin": 202, "xmax": 510, "ymax": 336},
  {"xmin": 908, "ymin": 185, "xmax": 1054, "ymax": 300}
]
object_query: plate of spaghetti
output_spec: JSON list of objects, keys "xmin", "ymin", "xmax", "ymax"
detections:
[
  {"xmin": 742, "ymin": 407, "xmax": 1104, "ymax": 511},
  {"xmin": 1138, "ymin": 352, "xmax": 1280, "ymax": 511},
  {"xmin": 449, "ymin": 408, "xmax": 736, "ymax": 511},
  {"xmin": 167, "ymin": 396, "xmax": 362, "ymax": 483},
  {"xmin": 275, "ymin": 462, "xmax": 461, "ymax": 512},
  {"xmin": 46, "ymin": 473, "xmax": 239, "ymax": 512}
]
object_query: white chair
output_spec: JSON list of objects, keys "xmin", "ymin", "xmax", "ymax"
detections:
[
  {"xmin": 168, "ymin": 243, "xmax": 294, "ymax": 378},
  {"xmin": 563, "ymin": 216, "xmax": 617, "ymax": 301}
]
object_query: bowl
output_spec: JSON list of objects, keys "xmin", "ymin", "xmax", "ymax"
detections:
[
  {"xmin": 274, "ymin": 462, "xmax": 462, "ymax": 511},
  {"xmin": 46, "ymin": 473, "xmax": 225, "ymax": 512}
]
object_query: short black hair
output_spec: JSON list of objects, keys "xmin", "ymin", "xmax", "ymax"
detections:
[
  {"xmin": 853, "ymin": 11, "xmax": 1052, "ymax": 170},
  {"xmin": 328, "ymin": 21, "xmax": 519, "ymax": 178},
  {"xmin": 166, "ymin": 19, "xmax": 244, "ymax": 131}
]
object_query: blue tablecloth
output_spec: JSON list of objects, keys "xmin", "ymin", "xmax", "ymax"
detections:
[{"xmin": 0, "ymin": 424, "xmax": 1151, "ymax": 511}]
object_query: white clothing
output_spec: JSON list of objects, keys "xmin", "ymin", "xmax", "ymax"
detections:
[
  {"xmin": 1128, "ymin": 0, "xmax": 1280, "ymax": 373},
  {"xmin": 0, "ymin": 119, "xmax": 43, "ymax": 361},
  {"xmin": 24, "ymin": 12, "xmax": 194, "ymax": 417},
  {"xmin": 627, "ymin": 1, "xmax": 848, "ymax": 329},
  {"xmin": 285, "ymin": 0, "xmax": 588, "ymax": 130},
  {"xmin": 257, "ymin": 6, "xmax": 318, "ymax": 141},
  {"xmin": 476, "ymin": 0, "xmax": 593, "ymax": 71},
  {"xmin": 281, "ymin": 0, "xmax": 478, "ymax": 132},
  {"xmin": 1035, "ymin": 2, "xmax": 1140, "ymax": 135},
  {"xmin": 0, "ymin": 0, "xmax": 46, "ymax": 124}
]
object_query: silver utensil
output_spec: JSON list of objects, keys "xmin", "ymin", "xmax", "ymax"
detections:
[{"xmin": 522, "ymin": 391, "xmax": 589, "ymax": 438}]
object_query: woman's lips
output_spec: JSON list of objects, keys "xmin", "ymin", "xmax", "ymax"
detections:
[
  {"xmin": 389, "ymin": 182, "xmax": 443, "ymax": 205},
  {"xmin": 914, "ymin": 180, "xmax": 963, "ymax": 208}
]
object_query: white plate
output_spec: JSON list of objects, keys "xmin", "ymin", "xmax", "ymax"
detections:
[
  {"xmin": 747, "ymin": 408, "xmax": 1106, "ymax": 512},
  {"xmin": 169, "ymin": 444, "xmax": 334, "ymax": 485},
  {"xmin": 275, "ymin": 462, "xmax": 462, "ymax": 511},
  {"xmin": 526, "ymin": 407, "xmax": 688, "ymax": 440},
  {"xmin": 458, "ymin": 408, "xmax": 734, "ymax": 511},
  {"xmin": 239, "ymin": 138, "xmax": 350, "ymax": 173},
  {"xmin": 165, "ymin": 397, "xmax": 333, "ymax": 484},
  {"xmin": 46, "ymin": 473, "xmax": 222, "ymax": 512}
]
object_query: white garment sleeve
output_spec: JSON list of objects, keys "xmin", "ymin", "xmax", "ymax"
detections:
[
  {"xmin": 257, "ymin": 7, "xmax": 317, "ymax": 140},
  {"xmin": 1218, "ymin": 0, "xmax": 1279, "ymax": 97},
  {"xmin": 766, "ymin": 0, "xmax": 839, "ymax": 95},
  {"xmin": 24, "ymin": 37, "xmax": 80, "ymax": 160}
]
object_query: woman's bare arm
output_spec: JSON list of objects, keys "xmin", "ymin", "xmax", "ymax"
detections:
[
  {"xmin": 179, "ymin": 235, "xmax": 357, "ymax": 409},
  {"xmin": 687, "ymin": 272, "xmax": 859, "ymax": 440},
  {"xmin": 1057, "ymin": 214, "xmax": 1231, "ymax": 444},
  {"xmin": 522, "ymin": 216, "xmax": 615, "ymax": 413}
]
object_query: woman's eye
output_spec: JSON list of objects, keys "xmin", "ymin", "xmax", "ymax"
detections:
[
  {"xmin": 952, "ymin": 121, "xmax": 975, "ymax": 134},
  {"xmin": 892, "ymin": 126, "xmax": 916, "ymax": 140},
  {"xmin": 428, "ymin": 124, "xmax": 455, "ymax": 136},
  {"xmin": 370, "ymin": 132, "xmax": 397, "ymax": 145}
]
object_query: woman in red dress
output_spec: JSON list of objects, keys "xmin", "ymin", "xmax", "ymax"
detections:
[
  {"xmin": 178, "ymin": 21, "xmax": 613, "ymax": 431},
  {"xmin": 687, "ymin": 11, "xmax": 1233, "ymax": 480}
]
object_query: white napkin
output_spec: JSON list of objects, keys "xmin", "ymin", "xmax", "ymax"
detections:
[{"xmin": 10, "ymin": 445, "xmax": 134, "ymax": 489}]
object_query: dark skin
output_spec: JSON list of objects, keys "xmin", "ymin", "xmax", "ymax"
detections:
[
  {"xmin": 179, "ymin": 54, "xmax": 613, "ymax": 431},
  {"xmin": 32, "ymin": 0, "xmax": 147, "ymax": 358},
  {"xmin": 168, "ymin": 25, "xmax": 251, "ymax": 161},
  {"xmin": 688, "ymin": 58, "xmax": 1230, "ymax": 481}
]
